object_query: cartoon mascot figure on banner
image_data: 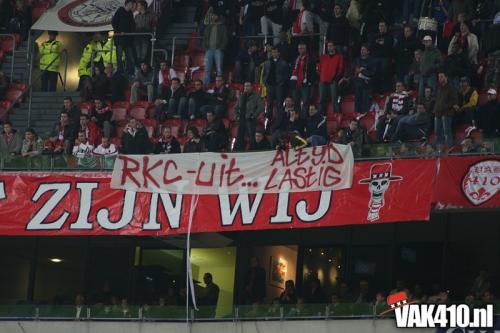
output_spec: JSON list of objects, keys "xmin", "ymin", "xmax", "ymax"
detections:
[{"xmin": 359, "ymin": 163, "xmax": 402, "ymax": 222}]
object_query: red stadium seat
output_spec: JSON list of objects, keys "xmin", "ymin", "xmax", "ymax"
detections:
[
  {"xmin": 0, "ymin": 100, "xmax": 12, "ymax": 121},
  {"xmin": 340, "ymin": 95, "xmax": 355, "ymax": 116},
  {"xmin": 222, "ymin": 118, "xmax": 230, "ymax": 129},
  {"xmin": 359, "ymin": 116, "xmax": 375, "ymax": 131},
  {"xmin": 189, "ymin": 118, "xmax": 207, "ymax": 134},
  {"xmin": 190, "ymin": 51, "xmax": 205, "ymax": 68},
  {"xmin": 140, "ymin": 118, "xmax": 158, "ymax": 129},
  {"xmin": 144, "ymin": 125, "xmax": 154, "ymax": 138},
  {"xmin": 0, "ymin": 49, "xmax": 4, "ymax": 63},
  {"xmin": 174, "ymin": 53, "xmax": 191, "ymax": 68},
  {"xmin": 229, "ymin": 122, "xmax": 239, "ymax": 139},
  {"xmin": 4, "ymin": 89, "xmax": 23, "ymax": 103},
  {"xmin": 129, "ymin": 106, "xmax": 146, "ymax": 119},
  {"xmin": 9, "ymin": 83, "xmax": 28, "ymax": 92},
  {"xmin": 326, "ymin": 119, "xmax": 339, "ymax": 134},
  {"xmin": 79, "ymin": 101, "xmax": 92, "ymax": 115},
  {"xmin": 227, "ymin": 100, "xmax": 237, "ymax": 120},
  {"xmin": 368, "ymin": 130, "xmax": 378, "ymax": 143},
  {"xmin": 133, "ymin": 101, "xmax": 150, "ymax": 109},
  {"xmin": 112, "ymin": 101, "xmax": 130, "ymax": 109},
  {"xmin": 163, "ymin": 119, "xmax": 182, "ymax": 137},
  {"xmin": 112, "ymin": 107, "xmax": 128, "ymax": 121},
  {"xmin": 147, "ymin": 106, "xmax": 156, "ymax": 119},
  {"xmin": 1, "ymin": 38, "xmax": 15, "ymax": 54}
]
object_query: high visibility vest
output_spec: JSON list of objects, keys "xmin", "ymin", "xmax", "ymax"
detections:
[
  {"xmin": 101, "ymin": 38, "xmax": 124, "ymax": 69},
  {"xmin": 39, "ymin": 40, "xmax": 62, "ymax": 73},
  {"xmin": 78, "ymin": 41, "xmax": 106, "ymax": 77}
]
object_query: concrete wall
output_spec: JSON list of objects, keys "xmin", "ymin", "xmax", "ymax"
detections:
[{"xmin": 0, "ymin": 320, "xmax": 435, "ymax": 333}]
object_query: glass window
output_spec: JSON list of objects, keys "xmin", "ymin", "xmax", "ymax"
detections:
[
  {"xmin": 302, "ymin": 247, "xmax": 343, "ymax": 302},
  {"xmin": 0, "ymin": 237, "xmax": 34, "ymax": 304}
]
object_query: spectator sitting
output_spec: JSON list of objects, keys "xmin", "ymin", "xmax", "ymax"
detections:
[
  {"xmin": 61, "ymin": 97, "xmax": 81, "ymax": 128},
  {"xmin": 187, "ymin": 80, "xmax": 206, "ymax": 120},
  {"xmin": 444, "ymin": 43, "xmax": 471, "ymax": 88},
  {"xmin": 77, "ymin": 114, "xmax": 100, "ymax": 146},
  {"xmin": 93, "ymin": 137, "xmax": 118, "ymax": 156},
  {"xmin": 72, "ymin": 131, "xmax": 94, "ymax": 157},
  {"xmin": 326, "ymin": 4, "xmax": 350, "ymax": 50},
  {"xmin": 200, "ymin": 75, "xmax": 231, "ymax": 118},
  {"xmin": 410, "ymin": 284, "xmax": 428, "ymax": 303},
  {"xmin": 374, "ymin": 292, "xmax": 387, "ymax": 306},
  {"xmin": 448, "ymin": 22, "xmax": 479, "ymax": 65},
  {"xmin": 154, "ymin": 127, "xmax": 181, "ymax": 154},
  {"xmin": 183, "ymin": 126, "xmax": 204, "ymax": 153},
  {"xmin": 249, "ymin": 128, "xmax": 271, "ymax": 151},
  {"xmin": 233, "ymin": 81, "xmax": 264, "ymax": 151},
  {"xmin": 419, "ymin": 35, "xmax": 442, "ymax": 99},
  {"xmin": 279, "ymin": 280, "xmax": 298, "ymax": 305},
  {"xmin": 352, "ymin": 45, "xmax": 375, "ymax": 114},
  {"xmin": 155, "ymin": 78, "xmax": 187, "ymax": 120},
  {"xmin": 131, "ymin": 62, "xmax": 155, "ymax": 104},
  {"xmin": 0, "ymin": 71, "xmax": 10, "ymax": 100},
  {"xmin": 319, "ymin": 41, "xmax": 344, "ymax": 115},
  {"xmin": 434, "ymin": 71, "xmax": 459, "ymax": 150},
  {"xmin": 74, "ymin": 294, "xmax": 85, "ymax": 319},
  {"xmin": 305, "ymin": 105, "xmax": 328, "ymax": 147},
  {"xmin": 234, "ymin": 40, "xmax": 261, "ymax": 84},
  {"xmin": 421, "ymin": 87, "xmax": 436, "ymax": 117},
  {"xmin": 156, "ymin": 60, "xmax": 177, "ymax": 98},
  {"xmin": 263, "ymin": 47, "xmax": 290, "ymax": 119},
  {"xmin": 203, "ymin": 12, "xmax": 228, "ymax": 84},
  {"xmin": 478, "ymin": 88, "xmax": 500, "ymax": 137},
  {"xmin": 456, "ymin": 76, "xmax": 478, "ymax": 127},
  {"xmin": 261, "ymin": 0, "xmax": 284, "ymax": 46},
  {"xmin": 405, "ymin": 49, "xmax": 421, "ymax": 91},
  {"xmin": 391, "ymin": 103, "xmax": 431, "ymax": 142},
  {"xmin": 120, "ymin": 118, "xmax": 153, "ymax": 154},
  {"xmin": 0, "ymin": 122, "xmax": 22, "ymax": 156},
  {"xmin": 291, "ymin": 2, "xmax": 313, "ymax": 37},
  {"xmin": 46, "ymin": 112, "xmax": 74, "ymax": 154},
  {"xmin": 338, "ymin": 119, "xmax": 365, "ymax": 158},
  {"xmin": 376, "ymin": 81, "xmax": 412, "ymax": 142},
  {"xmin": 202, "ymin": 110, "xmax": 228, "ymax": 152},
  {"xmin": 271, "ymin": 98, "xmax": 305, "ymax": 148},
  {"xmin": 21, "ymin": 128, "xmax": 43, "ymax": 157},
  {"xmin": 91, "ymin": 98, "xmax": 114, "ymax": 139}
]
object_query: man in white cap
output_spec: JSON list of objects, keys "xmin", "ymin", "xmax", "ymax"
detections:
[
  {"xmin": 478, "ymin": 88, "xmax": 500, "ymax": 137},
  {"xmin": 419, "ymin": 35, "xmax": 442, "ymax": 100}
]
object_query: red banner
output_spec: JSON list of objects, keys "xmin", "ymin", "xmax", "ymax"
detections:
[
  {"xmin": 434, "ymin": 156, "xmax": 500, "ymax": 209},
  {"xmin": 0, "ymin": 159, "xmax": 436, "ymax": 236}
]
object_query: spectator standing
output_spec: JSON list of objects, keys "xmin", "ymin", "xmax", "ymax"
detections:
[
  {"xmin": 203, "ymin": 13, "xmax": 228, "ymax": 85},
  {"xmin": 197, "ymin": 273, "xmax": 220, "ymax": 317},
  {"xmin": 352, "ymin": 45, "xmax": 375, "ymax": 114},
  {"xmin": 120, "ymin": 118, "xmax": 152, "ymax": 154},
  {"xmin": 434, "ymin": 71, "xmax": 459, "ymax": 150},
  {"xmin": 370, "ymin": 21, "xmax": 394, "ymax": 93},
  {"xmin": 96, "ymin": 64, "xmax": 128, "ymax": 102},
  {"xmin": 21, "ymin": 128, "xmax": 43, "ymax": 157},
  {"xmin": 47, "ymin": 112, "xmax": 74, "ymax": 154},
  {"xmin": 90, "ymin": 98, "xmax": 114, "ymax": 139},
  {"xmin": 456, "ymin": 77, "xmax": 478, "ymax": 127},
  {"xmin": 395, "ymin": 25, "xmax": 421, "ymax": 82},
  {"xmin": 233, "ymin": 81, "xmax": 264, "ymax": 151},
  {"xmin": 405, "ymin": 49, "xmax": 421, "ymax": 90},
  {"xmin": 279, "ymin": 280, "xmax": 298, "ymax": 305},
  {"xmin": 448, "ymin": 22, "xmax": 479, "ymax": 65},
  {"xmin": 93, "ymin": 137, "xmax": 118, "ymax": 156},
  {"xmin": 202, "ymin": 110, "xmax": 228, "ymax": 152},
  {"xmin": 200, "ymin": 76, "xmax": 230, "ymax": 118},
  {"xmin": 112, "ymin": 0, "xmax": 137, "ymax": 75},
  {"xmin": 290, "ymin": 43, "xmax": 316, "ymax": 117},
  {"xmin": 261, "ymin": 0, "xmax": 284, "ymax": 45},
  {"xmin": 448, "ymin": 0, "xmax": 474, "ymax": 21},
  {"xmin": 483, "ymin": 18, "xmax": 500, "ymax": 88},
  {"xmin": 339, "ymin": 119, "xmax": 365, "ymax": 157},
  {"xmin": 183, "ymin": 127, "xmax": 204, "ymax": 153},
  {"xmin": 443, "ymin": 43, "xmax": 471, "ymax": 88},
  {"xmin": 154, "ymin": 127, "xmax": 181, "ymax": 154},
  {"xmin": 39, "ymin": 31, "xmax": 62, "ymax": 92},
  {"xmin": 234, "ymin": 40, "xmax": 261, "ymax": 84},
  {"xmin": 134, "ymin": 0, "xmax": 152, "ymax": 64},
  {"xmin": 419, "ymin": 35, "xmax": 442, "ymax": 99},
  {"xmin": 318, "ymin": 41, "xmax": 344, "ymax": 114},
  {"xmin": 291, "ymin": 2, "xmax": 314, "ymax": 37},
  {"xmin": 131, "ymin": 62, "xmax": 155, "ymax": 104},
  {"xmin": 305, "ymin": 105, "xmax": 328, "ymax": 146},
  {"xmin": 306, "ymin": 278, "xmax": 326, "ymax": 304},
  {"xmin": 156, "ymin": 60, "xmax": 177, "ymax": 98},
  {"xmin": 187, "ymin": 80, "xmax": 207, "ymax": 120},
  {"xmin": 478, "ymin": 88, "xmax": 500, "ymax": 137},
  {"xmin": 0, "ymin": 121, "xmax": 22, "ymax": 155},
  {"xmin": 263, "ymin": 47, "xmax": 290, "ymax": 119},
  {"xmin": 326, "ymin": 4, "xmax": 350, "ymax": 50}
]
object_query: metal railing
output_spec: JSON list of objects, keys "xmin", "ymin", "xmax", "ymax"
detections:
[
  {"xmin": 26, "ymin": 48, "xmax": 68, "ymax": 126},
  {"xmin": 113, "ymin": 32, "xmax": 157, "ymax": 67},
  {"xmin": 0, "ymin": 34, "xmax": 16, "ymax": 80}
]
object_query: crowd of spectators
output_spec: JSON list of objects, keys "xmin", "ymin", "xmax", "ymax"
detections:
[{"xmin": 3, "ymin": 0, "xmax": 500, "ymax": 158}]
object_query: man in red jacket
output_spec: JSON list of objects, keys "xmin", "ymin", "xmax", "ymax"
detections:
[
  {"xmin": 77, "ymin": 114, "xmax": 101, "ymax": 146},
  {"xmin": 318, "ymin": 41, "xmax": 344, "ymax": 115}
]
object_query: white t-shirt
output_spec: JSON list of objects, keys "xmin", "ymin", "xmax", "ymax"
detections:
[
  {"xmin": 72, "ymin": 142, "xmax": 94, "ymax": 158},
  {"xmin": 93, "ymin": 143, "xmax": 118, "ymax": 156}
]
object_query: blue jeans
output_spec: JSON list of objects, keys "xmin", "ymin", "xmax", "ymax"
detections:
[
  {"xmin": 293, "ymin": 85, "xmax": 311, "ymax": 118},
  {"xmin": 167, "ymin": 97, "xmax": 187, "ymax": 118},
  {"xmin": 434, "ymin": 115, "xmax": 454, "ymax": 147},
  {"xmin": 116, "ymin": 44, "xmax": 137, "ymax": 75},
  {"xmin": 419, "ymin": 75, "xmax": 437, "ymax": 100},
  {"xmin": 308, "ymin": 135, "xmax": 327, "ymax": 147},
  {"xmin": 200, "ymin": 104, "xmax": 226, "ymax": 118},
  {"xmin": 319, "ymin": 82, "xmax": 339, "ymax": 114},
  {"xmin": 204, "ymin": 49, "xmax": 224, "ymax": 84}
]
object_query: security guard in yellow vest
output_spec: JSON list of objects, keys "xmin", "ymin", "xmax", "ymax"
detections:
[
  {"xmin": 78, "ymin": 33, "xmax": 106, "ymax": 99},
  {"xmin": 101, "ymin": 33, "xmax": 124, "ymax": 70},
  {"xmin": 39, "ymin": 31, "xmax": 62, "ymax": 92}
]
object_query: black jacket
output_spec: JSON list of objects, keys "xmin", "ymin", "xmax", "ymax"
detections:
[
  {"xmin": 112, "ymin": 7, "xmax": 135, "ymax": 46},
  {"xmin": 188, "ymin": 89, "xmax": 206, "ymax": 106},
  {"xmin": 443, "ymin": 52, "xmax": 471, "ymax": 79},
  {"xmin": 265, "ymin": 0, "xmax": 284, "ymax": 24},
  {"xmin": 263, "ymin": 58, "xmax": 290, "ymax": 86},
  {"xmin": 154, "ymin": 136, "xmax": 181, "ymax": 154},
  {"xmin": 395, "ymin": 34, "xmax": 422, "ymax": 68},
  {"xmin": 305, "ymin": 113, "xmax": 327, "ymax": 139},
  {"xmin": 370, "ymin": 32, "xmax": 394, "ymax": 59},
  {"xmin": 327, "ymin": 15, "xmax": 350, "ymax": 47},
  {"xmin": 249, "ymin": 138, "xmax": 271, "ymax": 151},
  {"xmin": 120, "ymin": 127, "xmax": 152, "ymax": 154}
]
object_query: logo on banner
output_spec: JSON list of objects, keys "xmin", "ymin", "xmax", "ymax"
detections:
[
  {"xmin": 359, "ymin": 163, "xmax": 402, "ymax": 222},
  {"xmin": 58, "ymin": 0, "xmax": 122, "ymax": 27},
  {"xmin": 462, "ymin": 159, "xmax": 500, "ymax": 206},
  {"xmin": 380, "ymin": 291, "xmax": 494, "ymax": 328}
]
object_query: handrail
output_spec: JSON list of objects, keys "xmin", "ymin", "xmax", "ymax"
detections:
[
  {"xmin": 27, "ymin": 49, "xmax": 69, "ymax": 127},
  {"xmin": 0, "ymin": 34, "xmax": 16, "ymax": 80},
  {"xmin": 113, "ymin": 32, "xmax": 157, "ymax": 66}
]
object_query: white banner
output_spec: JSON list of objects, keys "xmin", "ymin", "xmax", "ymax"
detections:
[
  {"xmin": 110, "ymin": 143, "xmax": 354, "ymax": 195},
  {"xmin": 32, "ymin": 0, "xmax": 152, "ymax": 32}
]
